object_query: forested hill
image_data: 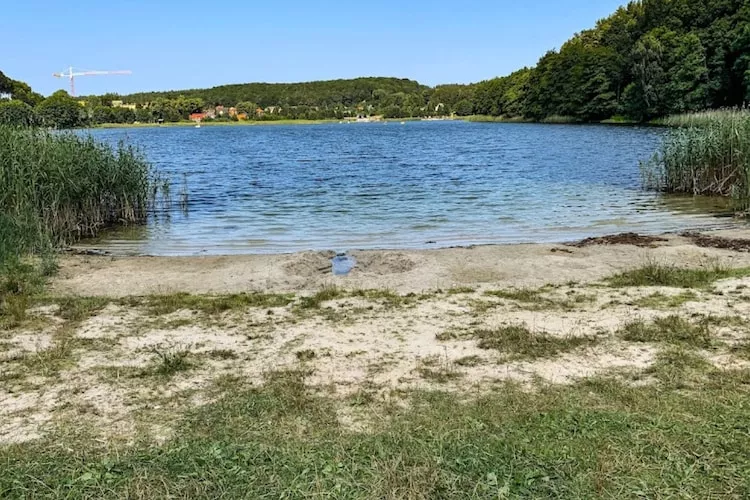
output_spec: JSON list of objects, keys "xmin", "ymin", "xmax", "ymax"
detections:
[
  {"xmin": 488, "ymin": 0, "xmax": 750, "ymax": 122},
  {"xmin": 2, "ymin": 0, "xmax": 749, "ymax": 127},
  {"xmin": 119, "ymin": 77, "xmax": 430, "ymax": 114}
]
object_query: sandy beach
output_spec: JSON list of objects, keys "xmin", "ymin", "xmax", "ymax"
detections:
[
  {"xmin": 55, "ymin": 229, "xmax": 750, "ymax": 296},
  {"xmin": 2, "ymin": 229, "xmax": 750, "ymax": 445}
]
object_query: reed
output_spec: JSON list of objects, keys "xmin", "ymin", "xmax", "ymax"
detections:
[
  {"xmin": 642, "ymin": 109, "xmax": 750, "ymax": 208},
  {"xmin": 0, "ymin": 126, "xmax": 161, "ymax": 258}
]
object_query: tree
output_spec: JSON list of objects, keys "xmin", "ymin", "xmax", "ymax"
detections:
[
  {"xmin": 236, "ymin": 101, "xmax": 258, "ymax": 117},
  {"xmin": 92, "ymin": 106, "xmax": 114, "ymax": 124},
  {"xmin": 0, "ymin": 100, "xmax": 36, "ymax": 126},
  {"xmin": 625, "ymin": 32, "xmax": 666, "ymax": 119},
  {"xmin": 36, "ymin": 91, "xmax": 85, "ymax": 128},
  {"xmin": 454, "ymin": 99, "xmax": 474, "ymax": 116}
]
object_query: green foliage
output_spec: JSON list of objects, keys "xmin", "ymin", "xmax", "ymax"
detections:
[
  {"xmin": 0, "ymin": 100, "xmax": 36, "ymax": 126},
  {"xmin": 35, "ymin": 90, "xmax": 85, "ymax": 129},
  {"xmin": 643, "ymin": 109, "xmax": 750, "ymax": 204},
  {"xmin": 0, "ymin": 126, "xmax": 156, "ymax": 250}
]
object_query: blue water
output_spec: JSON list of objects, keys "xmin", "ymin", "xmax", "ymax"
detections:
[{"xmin": 84, "ymin": 121, "xmax": 736, "ymax": 255}]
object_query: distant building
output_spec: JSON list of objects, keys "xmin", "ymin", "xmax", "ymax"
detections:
[
  {"xmin": 216, "ymin": 105, "xmax": 225, "ymax": 116},
  {"xmin": 112, "ymin": 100, "xmax": 137, "ymax": 110},
  {"xmin": 255, "ymin": 107, "xmax": 265, "ymax": 117},
  {"xmin": 189, "ymin": 112, "xmax": 207, "ymax": 122},
  {"xmin": 228, "ymin": 107, "xmax": 237, "ymax": 117},
  {"xmin": 236, "ymin": 112, "xmax": 248, "ymax": 120}
]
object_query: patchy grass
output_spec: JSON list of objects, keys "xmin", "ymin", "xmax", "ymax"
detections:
[
  {"xmin": 135, "ymin": 292, "xmax": 295, "ymax": 316},
  {"xmin": 53, "ymin": 296, "xmax": 111, "ymax": 321},
  {"xmin": 607, "ymin": 261, "xmax": 750, "ymax": 288},
  {"xmin": 206, "ymin": 349, "xmax": 238, "ymax": 361},
  {"xmin": 473, "ymin": 324, "xmax": 598, "ymax": 360},
  {"xmin": 619, "ymin": 315, "xmax": 715, "ymax": 348},
  {"xmin": 416, "ymin": 354, "xmax": 462, "ymax": 384},
  {"xmin": 632, "ymin": 291, "xmax": 698, "ymax": 309},
  {"xmin": 730, "ymin": 341, "xmax": 750, "ymax": 360},
  {"xmin": 643, "ymin": 348, "xmax": 713, "ymax": 388},
  {"xmin": 484, "ymin": 287, "xmax": 592, "ymax": 311},
  {"xmin": 295, "ymin": 349, "xmax": 317, "ymax": 361},
  {"xmin": 149, "ymin": 346, "xmax": 194, "ymax": 377},
  {"xmin": 454, "ymin": 355, "xmax": 484, "ymax": 367},
  {"xmin": 296, "ymin": 286, "xmax": 345, "ymax": 310},
  {"xmin": 4, "ymin": 366, "xmax": 750, "ymax": 498},
  {"xmin": 349, "ymin": 289, "xmax": 423, "ymax": 308}
]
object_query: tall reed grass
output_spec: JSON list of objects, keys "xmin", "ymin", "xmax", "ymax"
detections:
[
  {"xmin": 642, "ymin": 109, "xmax": 750, "ymax": 209},
  {"xmin": 0, "ymin": 126, "xmax": 160, "ymax": 259}
]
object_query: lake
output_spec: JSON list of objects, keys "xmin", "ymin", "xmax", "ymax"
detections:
[{"xmin": 84, "ymin": 121, "xmax": 736, "ymax": 255}]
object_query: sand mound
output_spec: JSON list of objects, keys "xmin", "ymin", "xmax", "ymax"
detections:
[
  {"xmin": 353, "ymin": 252, "xmax": 418, "ymax": 274},
  {"xmin": 283, "ymin": 251, "xmax": 335, "ymax": 277}
]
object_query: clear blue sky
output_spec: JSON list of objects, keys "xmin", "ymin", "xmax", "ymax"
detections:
[{"xmin": 2, "ymin": 0, "xmax": 629, "ymax": 96}]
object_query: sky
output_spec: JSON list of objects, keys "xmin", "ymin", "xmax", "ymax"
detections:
[{"xmin": 2, "ymin": 0, "xmax": 630, "ymax": 96}]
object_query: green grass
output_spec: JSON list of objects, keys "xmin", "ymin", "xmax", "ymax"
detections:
[
  {"xmin": 644, "ymin": 348, "xmax": 714, "ymax": 388},
  {"xmin": 632, "ymin": 290, "xmax": 699, "ymax": 309},
  {"xmin": 4, "ymin": 367, "xmax": 750, "ymax": 498},
  {"xmin": 607, "ymin": 260, "xmax": 750, "ymax": 288},
  {"xmin": 484, "ymin": 287, "xmax": 592, "ymax": 311},
  {"xmin": 297, "ymin": 286, "xmax": 346, "ymax": 310},
  {"xmin": 619, "ymin": 315, "xmax": 715, "ymax": 349},
  {"xmin": 149, "ymin": 346, "xmax": 193, "ymax": 377},
  {"xmin": 134, "ymin": 292, "xmax": 295, "ymax": 316},
  {"xmin": 473, "ymin": 324, "xmax": 598, "ymax": 360},
  {"xmin": 643, "ymin": 108, "xmax": 750, "ymax": 207}
]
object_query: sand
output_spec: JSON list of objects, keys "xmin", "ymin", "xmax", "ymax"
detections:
[
  {"xmin": 4, "ymin": 229, "xmax": 750, "ymax": 445},
  {"xmin": 54, "ymin": 230, "xmax": 750, "ymax": 297}
]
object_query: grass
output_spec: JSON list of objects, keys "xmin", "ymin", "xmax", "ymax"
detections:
[
  {"xmin": 643, "ymin": 348, "xmax": 714, "ymax": 388},
  {"xmin": 134, "ymin": 292, "xmax": 295, "ymax": 316},
  {"xmin": 619, "ymin": 315, "xmax": 714, "ymax": 348},
  {"xmin": 643, "ymin": 108, "xmax": 750, "ymax": 207},
  {"xmin": 4, "ymin": 366, "xmax": 750, "ymax": 497},
  {"xmin": 473, "ymin": 324, "xmax": 598, "ymax": 360},
  {"xmin": 149, "ymin": 346, "xmax": 193, "ymax": 377},
  {"xmin": 484, "ymin": 287, "xmax": 592, "ymax": 311},
  {"xmin": 297, "ymin": 286, "xmax": 346, "ymax": 310},
  {"xmin": 632, "ymin": 290, "xmax": 698, "ymax": 309},
  {"xmin": 607, "ymin": 260, "xmax": 750, "ymax": 288}
]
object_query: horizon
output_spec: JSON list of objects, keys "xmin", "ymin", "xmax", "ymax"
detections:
[{"xmin": 4, "ymin": 0, "xmax": 630, "ymax": 97}]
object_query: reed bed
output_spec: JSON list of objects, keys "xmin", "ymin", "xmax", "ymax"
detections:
[
  {"xmin": 642, "ymin": 109, "xmax": 750, "ymax": 209},
  {"xmin": 0, "ymin": 126, "xmax": 159, "ymax": 259}
]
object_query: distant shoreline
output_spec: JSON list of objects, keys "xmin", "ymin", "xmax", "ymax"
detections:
[{"xmin": 90, "ymin": 115, "xmax": 650, "ymax": 130}]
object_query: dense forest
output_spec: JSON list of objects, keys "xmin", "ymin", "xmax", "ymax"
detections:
[{"xmin": 2, "ymin": 0, "xmax": 748, "ymax": 127}]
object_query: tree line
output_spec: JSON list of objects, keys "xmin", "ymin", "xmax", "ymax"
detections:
[{"xmin": 2, "ymin": 0, "xmax": 748, "ymax": 127}]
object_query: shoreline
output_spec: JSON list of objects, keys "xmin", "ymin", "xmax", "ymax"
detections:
[
  {"xmin": 87, "ymin": 115, "xmax": 657, "ymax": 130},
  {"xmin": 54, "ymin": 229, "xmax": 750, "ymax": 297}
]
